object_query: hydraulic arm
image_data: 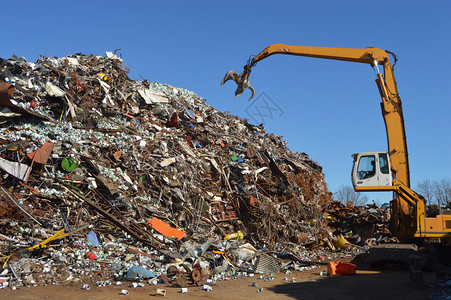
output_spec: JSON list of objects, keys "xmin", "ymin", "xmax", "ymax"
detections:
[{"xmin": 221, "ymin": 44, "xmax": 451, "ymax": 239}]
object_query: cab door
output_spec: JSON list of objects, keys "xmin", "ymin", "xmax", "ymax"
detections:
[{"xmin": 352, "ymin": 152, "xmax": 392, "ymax": 187}]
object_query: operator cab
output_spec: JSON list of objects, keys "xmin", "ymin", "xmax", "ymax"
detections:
[{"xmin": 352, "ymin": 152, "xmax": 392, "ymax": 187}]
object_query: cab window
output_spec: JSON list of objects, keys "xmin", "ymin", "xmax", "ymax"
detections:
[
  {"xmin": 357, "ymin": 155, "xmax": 376, "ymax": 180},
  {"xmin": 379, "ymin": 153, "xmax": 390, "ymax": 174}
]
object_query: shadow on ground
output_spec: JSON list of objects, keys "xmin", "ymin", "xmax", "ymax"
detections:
[{"xmin": 267, "ymin": 268, "xmax": 444, "ymax": 300}]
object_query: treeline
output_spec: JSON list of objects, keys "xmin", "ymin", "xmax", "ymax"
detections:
[{"xmin": 416, "ymin": 178, "xmax": 451, "ymax": 208}]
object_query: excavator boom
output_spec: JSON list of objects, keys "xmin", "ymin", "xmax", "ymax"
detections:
[
  {"xmin": 250, "ymin": 44, "xmax": 389, "ymax": 65},
  {"xmin": 222, "ymin": 44, "xmax": 409, "ymax": 187}
]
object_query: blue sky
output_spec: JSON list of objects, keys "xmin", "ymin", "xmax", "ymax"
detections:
[{"xmin": 2, "ymin": 1, "xmax": 450, "ymax": 204}]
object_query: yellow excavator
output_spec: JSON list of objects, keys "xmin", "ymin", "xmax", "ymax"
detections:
[{"xmin": 221, "ymin": 44, "xmax": 451, "ymax": 247}]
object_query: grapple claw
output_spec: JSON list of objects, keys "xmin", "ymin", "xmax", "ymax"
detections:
[
  {"xmin": 234, "ymin": 77, "xmax": 254, "ymax": 101},
  {"xmin": 221, "ymin": 70, "xmax": 238, "ymax": 86},
  {"xmin": 221, "ymin": 66, "xmax": 255, "ymax": 101},
  {"xmin": 248, "ymin": 85, "xmax": 255, "ymax": 101}
]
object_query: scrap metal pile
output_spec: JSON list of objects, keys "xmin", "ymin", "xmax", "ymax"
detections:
[
  {"xmin": 322, "ymin": 201, "xmax": 393, "ymax": 248},
  {"xmin": 0, "ymin": 52, "xmax": 389, "ymax": 289}
]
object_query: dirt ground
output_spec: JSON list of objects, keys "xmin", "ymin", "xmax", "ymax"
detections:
[{"xmin": 0, "ymin": 263, "xmax": 447, "ymax": 300}]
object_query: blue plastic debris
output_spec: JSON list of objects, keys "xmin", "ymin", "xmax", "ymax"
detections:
[
  {"xmin": 185, "ymin": 109, "xmax": 195, "ymax": 119},
  {"xmin": 85, "ymin": 230, "xmax": 100, "ymax": 247},
  {"xmin": 125, "ymin": 266, "xmax": 155, "ymax": 279}
]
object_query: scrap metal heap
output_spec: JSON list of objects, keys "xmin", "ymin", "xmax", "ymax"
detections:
[{"xmin": 0, "ymin": 53, "xmax": 391, "ymax": 289}]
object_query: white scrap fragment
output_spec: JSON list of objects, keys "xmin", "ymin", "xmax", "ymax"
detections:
[
  {"xmin": 105, "ymin": 51, "xmax": 123, "ymax": 62},
  {"xmin": 0, "ymin": 107, "xmax": 21, "ymax": 117},
  {"xmin": 196, "ymin": 115, "xmax": 204, "ymax": 123},
  {"xmin": 122, "ymin": 172, "xmax": 133, "ymax": 185},
  {"xmin": 254, "ymin": 167, "xmax": 268, "ymax": 180},
  {"xmin": 151, "ymin": 124, "xmax": 162, "ymax": 131},
  {"xmin": 160, "ymin": 157, "xmax": 176, "ymax": 167},
  {"xmin": 45, "ymin": 82, "xmax": 65, "ymax": 97},
  {"xmin": 203, "ymin": 284, "xmax": 212, "ymax": 292},
  {"xmin": 138, "ymin": 88, "xmax": 169, "ymax": 104},
  {"xmin": 210, "ymin": 158, "xmax": 220, "ymax": 172},
  {"xmin": 97, "ymin": 79, "xmax": 116, "ymax": 107},
  {"xmin": 0, "ymin": 157, "xmax": 31, "ymax": 181},
  {"xmin": 177, "ymin": 140, "xmax": 197, "ymax": 158},
  {"xmin": 86, "ymin": 177, "xmax": 97, "ymax": 189},
  {"xmin": 64, "ymin": 57, "xmax": 80, "ymax": 66}
]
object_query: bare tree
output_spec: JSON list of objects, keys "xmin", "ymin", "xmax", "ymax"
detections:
[
  {"xmin": 416, "ymin": 178, "xmax": 451, "ymax": 208},
  {"xmin": 334, "ymin": 185, "xmax": 369, "ymax": 206},
  {"xmin": 433, "ymin": 178, "xmax": 451, "ymax": 207},
  {"xmin": 416, "ymin": 179, "xmax": 434, "ymax": 204}
]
